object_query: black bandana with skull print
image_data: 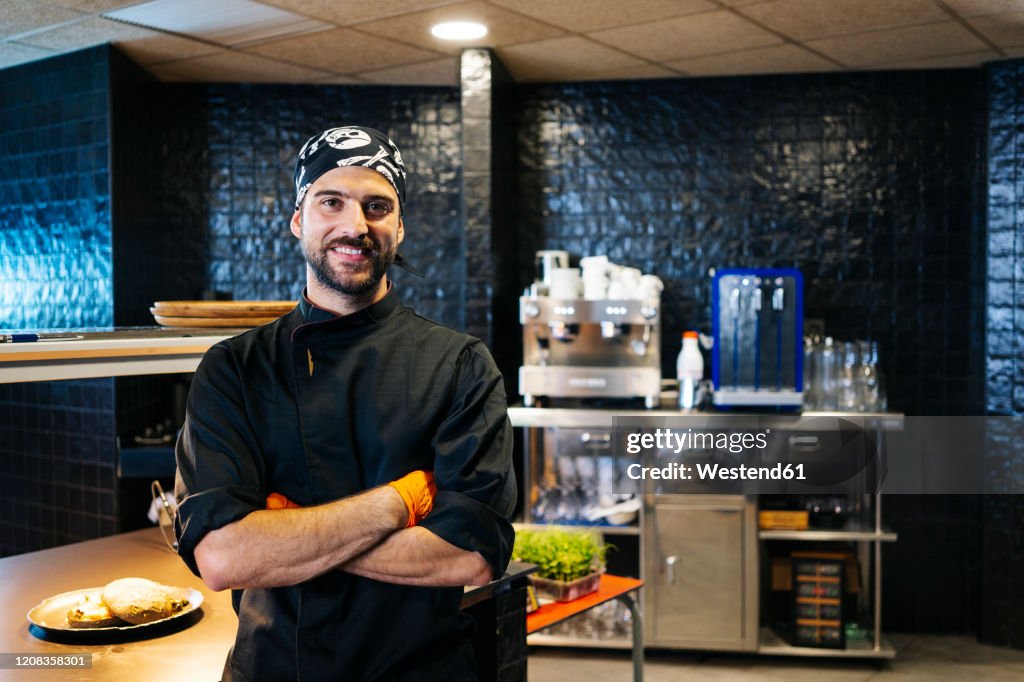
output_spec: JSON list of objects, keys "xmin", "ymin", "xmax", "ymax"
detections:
[{"xmin": 294, "ymin": 126, "xmax": 407, "ymax": 212}]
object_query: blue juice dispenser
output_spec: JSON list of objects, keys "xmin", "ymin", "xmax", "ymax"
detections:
[{"xmin": 711, "ymin": 268, "xmax": 803, "ymax": 408}]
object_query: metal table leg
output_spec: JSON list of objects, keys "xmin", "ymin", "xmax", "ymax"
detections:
[{"xmin": 616, "ymin": 593, "xmax": 644, "ymax": 682}]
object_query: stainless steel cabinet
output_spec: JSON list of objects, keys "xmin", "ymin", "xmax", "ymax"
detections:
[
  {"xmin": 644, "ymin": 495, "xmax": 758, "ymax": 651},
  {"xmin": 508, "ymin": 408, "xmax": 902, "ymax": 659}
]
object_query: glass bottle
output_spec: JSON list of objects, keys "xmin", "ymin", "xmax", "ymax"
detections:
[{"xmin": 677, "ymin": 331, "xmax": 704, "ymax": 410}]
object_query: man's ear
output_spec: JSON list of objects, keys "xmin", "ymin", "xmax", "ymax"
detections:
[
  {"xmin": 397, "ymin": 216, "xmax": 404, "ymax": 246},
  {"xmin": 290, "ymin": 208, "xmax": 302, "ymax": 239}
]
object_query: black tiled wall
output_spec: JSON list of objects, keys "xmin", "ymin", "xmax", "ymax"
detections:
[
  {"xmin": 981, "ymin": 57, "xmax": 1024, "ymax": 649},
  {"xmin": 512, "ymin": 71, "xmax": 988, "ymax": 634},
  {"xmin": 0, "ymin": 47, "xmax": 119, "ymax": 556},
  {"xmin": 0, "ymin": 46, "xmax": 113, "ymax": 330},
  {"xmin": 0, "ymin": 379, "xmax": 117, "ymax": 556},
  {"xmin": 110, "ymin": 50, "xmax": 208, "ymax": 326},
  {"xmin": 514, "ymin": 72, "xmax": 986, "ymax": 417},
  {"xmin": 985, "ymin": 59, "xmax": 1024, "ymax": 417}
]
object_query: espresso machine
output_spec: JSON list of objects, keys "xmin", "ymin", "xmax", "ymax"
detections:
[{"xmin": 519, "ymin": 253, "xmax": 662, "ymax": 408}]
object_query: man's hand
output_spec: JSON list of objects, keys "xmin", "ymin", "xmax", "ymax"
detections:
[
  {"xmin": 266, "ymin": 492, "xmax": 301, "ymax": 509},
  {"xmin": 264, "ymin": 470, "xmax": 435, "ymax": 528},
  {"xmin": 387, "ymin": 470, "xmax": 436, "ymax": 527}
]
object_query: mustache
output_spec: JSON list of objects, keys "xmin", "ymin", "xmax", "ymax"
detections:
[{"xmin": 325, "ymin": 236, "xmax": 377, "ymax": 251}]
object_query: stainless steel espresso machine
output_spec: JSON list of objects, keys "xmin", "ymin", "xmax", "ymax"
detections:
[{"xmin": 519, "ymin": 252, "xmax": 662, "ymax": 408}]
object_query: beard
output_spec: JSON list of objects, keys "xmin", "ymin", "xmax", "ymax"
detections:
[{"xmin": 301, "ymin": 234, "xmax": 396, "ymax": 298}]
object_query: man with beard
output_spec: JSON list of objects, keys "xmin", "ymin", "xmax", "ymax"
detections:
[{"xmin": 174, "ymin": 126, "xmax": 517, "ymax": 681}]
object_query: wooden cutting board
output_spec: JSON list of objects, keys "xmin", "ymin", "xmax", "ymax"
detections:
[
  {"xmin": 152, "ymin": 314, "xmax": 281, "ymax": 327},
  {"xmin": 152, "ymin": 301, "xmax": 295, "ymax": 317}
]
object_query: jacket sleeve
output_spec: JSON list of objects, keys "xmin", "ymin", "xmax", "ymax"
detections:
[
  {"xmin": 173, "ymin": 342, "xmax": 267, "ymax": 577},
  {"xmin": 417, "ymin": 342, "xmax": 517, "ymax": 579}
]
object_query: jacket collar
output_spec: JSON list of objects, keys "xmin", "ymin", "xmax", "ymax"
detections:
[{"xmin": 291, "ymin": 283, "xmax": 400, "ymax": 342}]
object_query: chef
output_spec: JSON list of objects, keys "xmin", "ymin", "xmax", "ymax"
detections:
[{"xmin": 174, "ymin": 125, "xmax": 517, "ymax": 681}]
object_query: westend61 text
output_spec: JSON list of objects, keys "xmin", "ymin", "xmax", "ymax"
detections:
[
  {"xmin": 626, "ymin": 462, "xmax": 807, "ymax": 481},
  {"xmin": 625, "ymin": 428, "xmax": 770, "ymax": 455}
]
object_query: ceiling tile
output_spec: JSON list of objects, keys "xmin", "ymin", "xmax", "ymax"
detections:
[
  {"xmin": 114, "ymin": 31, "xmax": 221, "ymax": 65},
  {"xmin": 103, "ymin": 0, "xmax": 333, "ymax": 48},
  {"xmin": 1, "ymin": 0, "xmax": 85, "ymax": 39},
  {"xmin": 43, "ymin": 0, "xmax": 142, "ymax": 11},
  {"xmin": 245, "ymin": 27, "xmax": 443, "ymax": 74},
  {"xmin": 968, "ymin": 12, "xmax": 1024, "ymax": 48},
  {"xmin": 17, "ymin": 16, "xmax": 153, "ymax": 50},
  {"xmin": 147, "ymin": 49, "xmax": 333, "ymax": 82},
  {"xmin": 257, "ymin": 0, "xmax": 463, "ymax": 26},
  {"xmin": 877, "ymin": 49, "xmax": 1000, "ymax": 68},
  {"xmin": 576, "ymin": 63, "xmax": 681, "ymax": 81},
  {"xmin": 356, "ymin": 56, "xmax": 458, "ymax": 85},
  {"xmin": 588, "ymin": 10, "xmax": 782, "ymax": 62},
  {"xmin": 942, "ymin": 0, "xmax": 1024, "ymax": 18},
  {"xmin": 352, "ymin": 1, "xmax": 566, "ymax": 55},
  {"xmin": 805, "ymin": 21, "xmax": 990, "ymax": 67},
  {"xmin": 737, "ymin": 0, "xmax": 948, "ymax": 40},
  {"xmin": 486, "ymin": 0, "xmax": 714, "ymax": 33},
  {"xmin": 0, "ymin": 41, "xmax": 57, "ymax": 69},
  {"xmin": 497, "ymin": 36, "xmax": 647, "ymax": 81},
  {"xmin": 666, "ymin": 43, "xmax": 836, "ymax": 76}
]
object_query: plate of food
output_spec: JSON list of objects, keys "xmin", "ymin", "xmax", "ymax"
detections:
[{"xmin": 27, "ymin": 577, "xmax": 203, "ymax": 635}]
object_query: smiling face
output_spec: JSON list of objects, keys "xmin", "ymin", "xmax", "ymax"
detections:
[{"xmin": 290, "ymin": 166, "xmax": 404, "ymax": 314}]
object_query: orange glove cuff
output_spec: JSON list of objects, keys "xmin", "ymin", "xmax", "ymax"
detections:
[
  {"xmin": 388, "ymin": 470, "xmax": 436, "ymax": 528},
  {"xmin": 266, "ymin": 492, "xmax": 301, "ymax": 510}
]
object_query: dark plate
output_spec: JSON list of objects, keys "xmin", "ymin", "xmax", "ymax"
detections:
[{"xmin": 27, "ymin": 585, "xmax": 203, "ymax": 638}]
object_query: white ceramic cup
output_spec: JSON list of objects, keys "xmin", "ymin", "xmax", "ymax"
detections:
[
  {"xmin": 549, "ymin": 267, "xmax": 582, "ymax": 299},
  {"xmin": 583, "ymin": 273, "xmax": 609, "ymax": 300},
  {"xmin": 639, "ymin": 274, "xmax": 664, "ymax": 300}
]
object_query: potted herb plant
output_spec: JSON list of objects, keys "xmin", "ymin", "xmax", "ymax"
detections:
[{"xmin": 513, "ymin": 529, "xmax": 611, "ymax": 602}]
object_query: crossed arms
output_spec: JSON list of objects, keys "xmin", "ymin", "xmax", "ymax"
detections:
[{"xmin": 193, "ymin": 480, "xmax": 493, "ymax": 592}]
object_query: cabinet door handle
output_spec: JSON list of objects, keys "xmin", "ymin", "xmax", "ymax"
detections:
[
  {"xmin": 665, "ymin": 555, "xmax": 679, "ymax": 585},
  {"xmin": 788, "ymin": 435, "xmax": 820, "ymax": 452},
  {"xmin": 580, "ymin": 432, "xmax": 612, "ymax": 450}
]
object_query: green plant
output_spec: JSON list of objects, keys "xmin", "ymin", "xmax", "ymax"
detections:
[{"xmin": 512, "ymin": 529, "xmax": 612, "ymax": 582}]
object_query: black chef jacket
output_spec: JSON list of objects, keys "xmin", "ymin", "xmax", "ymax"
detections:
[{"xmin": 174, "ymin": 285, "xmax": 517, "ymax": 682}]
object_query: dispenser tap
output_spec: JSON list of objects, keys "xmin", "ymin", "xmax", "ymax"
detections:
[{"xmin": 772, "ymin": 278, "xmax": 785, "ymax": 311}]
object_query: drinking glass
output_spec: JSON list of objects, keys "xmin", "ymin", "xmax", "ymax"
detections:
[
  {"xmin": 837, "ymin": 341, "xmax": 860, "ymax": 410},
  {"xmin": 817, "ymin": 337, "xmax": 838, "ymax": 410},
  {"xmin": 803, "ymin": 336, "xmax": 819, "ymax": 409}
]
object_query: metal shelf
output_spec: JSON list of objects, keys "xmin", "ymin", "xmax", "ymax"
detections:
[
  {"xmin": 527, "ymin": 633, "xmax": 633, "ymax": 650},
  {"xmin": 757, "ymin": 627, "xmax": 896, "ymax": 659},
  {"xmin": 515, "ymin": 522, "xmax": 640, "ymax": 537},
  {"xmin": 509, "ymin": 407, "xmax": 904, "ymax": 430},
  {"xmin": 759, "ymin": 525, "xmax": 897, "ymax": 542}
]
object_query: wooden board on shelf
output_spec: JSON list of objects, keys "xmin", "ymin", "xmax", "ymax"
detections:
[
  {"xmin": 151, "ymin": 301, "xmax": 295, "ymax": 317},
  {"xmin": 152, "ymin": 315, "xmax": 279, "ymax": 327}
]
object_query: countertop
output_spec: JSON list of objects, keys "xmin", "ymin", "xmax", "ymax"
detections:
[
  {"xmin": 0, "ymin": 528, "xmax": 535, "ymax": 681},
  {"xmin": 0, "ymin": 528, "xmax": 233, "ymax": 681},
  {"xmin": 0, "ymin": 327, "xmax": 245, "ymax": 383}
]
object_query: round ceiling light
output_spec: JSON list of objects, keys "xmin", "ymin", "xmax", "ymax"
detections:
[{"xmin": 431, "ymin": 21, "xmax": 488, "ymax": 40}]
